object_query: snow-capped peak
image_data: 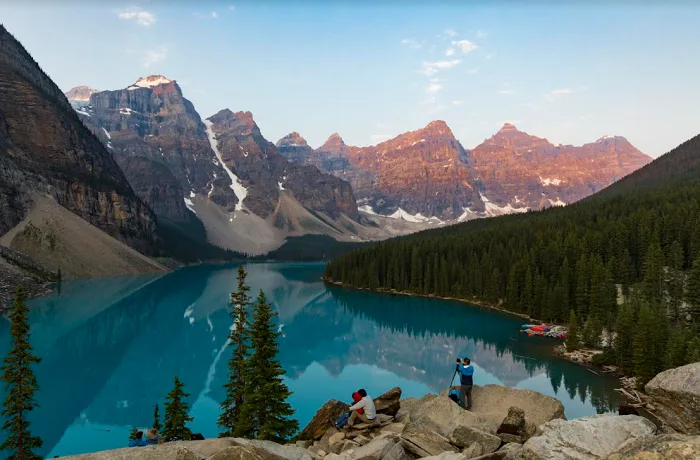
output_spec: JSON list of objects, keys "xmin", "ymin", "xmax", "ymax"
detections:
[
  {"xmin": 132, "ymin": 75, "xmax": 172, "ymax": 89},
  {"xmin": 597, "ymin": 135, "xmax": 616, "ymax": 142}
]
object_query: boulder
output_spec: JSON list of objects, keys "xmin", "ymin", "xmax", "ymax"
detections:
[
  {"xmin": 463, "ymin": 443, "xmax": 485, "ymax": 459},
  {"xmin": 340, "ymin": 440, "xmax": 359, "ymax": 452},
  {"xmin": 442, "ymin": 385, "xmax": 565, "ymax": 431},
  {"xmin": 401, "ymin": 421, "xmax": 459, "ymax": 457},
  {"xmin": 374, "ymin": 387, "xmax": 402, "ymax": 417},
  {"xmin": 334, "ymin": 434, "xmax": 398, "ymax": 460},
  {"xmin": 299, "ymin": 399, "xmax": 350, "ymax": 441},
  {"xmin": 496, "ymin": 407, "xmax": 537, "ymax": 444},
  {"xmin": 450, "ymin": 425, "xmax": 502, "ymax": 453},
  {"xmin": 412, "ymin": 394, "xmax": 500, "ymax": 436},
  {"xmin": 206, "ymin": 445, "xmax": 287, "ymax": 460},
  {"xmin": 381, "ymin": 442, "xmax": 411, "ymax": 460},
  {"xmin": 57, "ymin": 444, "xmax": 202, "ymax": 460},
  {"xmin": 645, "ymin": 362, "xmax": 700, "ymax": 434},
  {"xmin": 381, "ymin": 423, "xmax": 406, "ymax": 435},
  {"xmin": 604, "ymin": 433, "xmax": 700, "ymax": 459},
  {"xmin": 232, "ymin": 438, "xmax": 315, "ymax": 460},
  {"xmin": 176, "ymin": 439, "xmax": 238, "ymax": 457},
  {"xmin": 329, "ymin": 431, "xmax": 346, "ymax": 446},
  {"xmin": 519, "ymin": 415, "xmax": 657, "ymax": 460},
  {"xmin": 499, "ymin": 443, "xmax": 523, "ymax": 460},
  {"xmin": 396, "ymin": 394, "xmax": 436, "ymax": 423}
]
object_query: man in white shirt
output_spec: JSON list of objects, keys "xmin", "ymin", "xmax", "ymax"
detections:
[{"xmin": 348, "ymin": 389, "xmax": 376, "ymax": 425}]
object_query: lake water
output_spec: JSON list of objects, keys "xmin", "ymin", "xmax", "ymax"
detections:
[{"xmin": 0, "ymin": 262, "xmax": 619, "ymax": 458}]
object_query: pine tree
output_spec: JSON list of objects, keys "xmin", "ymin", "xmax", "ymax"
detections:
[
  {"xmin": 0, "ymin": 286, "xmax": 43, "ymax": 460},
  {"xmin": 163, "ymin": 377, "xmax": 193, "ymax": 441},
  {"xmin": 219, "ymin": 265, "xmax": 253, "ymax": 437},
  {"xmin": 153, "ymin": 404, "xmax": 162, "ymax": 432},
  {"xmin": 633, "ymin": 303, "xmax": 663, "ymax": 386},
  {"xmin": 238, "ymin": 290, "xmax": 299, "ymax": 442},
  {"xmin": 582, "ymin": 317, "xmax": 602, "ymax": 349},
  {"xmin": 129, "ymin": 427, "xmax": 139, "ymax": 441},
  {"xmin": 566, "ymin": 310, "xmax": 581, "ymax": 352},
  {"xmin": 614, "ymin": 301, "xmax": 636, "ymax": 374},
  {"xmin": 686, "ymin": 256, "xmax": 700, "ymax": 329},
  {"xmin": 665, "ymin": 329, "xmax": 687, "ymax": 370}
]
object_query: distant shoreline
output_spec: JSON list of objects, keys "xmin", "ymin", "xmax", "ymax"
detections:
[{"xmin": 321, "ymin": 277, "xmax": 618, "ymax": 377}]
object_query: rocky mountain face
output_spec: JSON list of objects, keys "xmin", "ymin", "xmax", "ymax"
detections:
[
  {"xmin": 207, "ymin": 109, "xmax": 358, "ymax": 222},
  {"xmin": 282, "ymin": 122, "xmax": 651, "ymax": 221},
  {"xmin": 284, "ymin": 121, "xmax": 485, "ymax": 220},
  {"xmin": 0, "ymin": 25, "xmax": 156, "ymax": 252},
  {"xmin": 276, "ymin": 131, "xmax": 314, "ymax": 164},
  {"xmin": 71, "ymin": 75, "xmax": 237, "ymax": 224},
  {"xmin": 470, "ymin": 123, "xmax": 652, "ymax": 211},
  {"xmin": 65, "ymin": 85, "xmax": 97, "ymax": 107}
]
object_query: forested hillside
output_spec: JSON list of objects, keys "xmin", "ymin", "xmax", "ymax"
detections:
[{"xmin": 325, "ymin": 133, "xmax": 700, "ymax": 384}]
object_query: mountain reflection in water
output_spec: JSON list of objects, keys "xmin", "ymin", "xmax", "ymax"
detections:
[{"xmin": 0, "ymin": 262, "xmax": 619, "ymax": 458}]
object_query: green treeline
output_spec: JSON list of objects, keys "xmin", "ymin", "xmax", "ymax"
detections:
[{"xmin": 325, "ymin": 134, "xmax": 700, "ymax": 385}]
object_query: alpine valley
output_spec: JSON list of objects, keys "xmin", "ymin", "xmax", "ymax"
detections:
[{"xmin": 1, "ymin": 22, "xmax": 653, "ymax": 293}]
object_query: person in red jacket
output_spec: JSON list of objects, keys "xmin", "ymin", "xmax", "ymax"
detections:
[{"xmin": 352, "ymin": 391, "xmax": 364, "ymax": 416}]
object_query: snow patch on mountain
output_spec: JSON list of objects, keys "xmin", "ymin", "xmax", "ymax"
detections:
[
  {"xmin": 101, "ymin": 127, "xmax": 111, "ymax": 140},
  {"xmin": 203, "ymin": 119, "xmax": 247, "ymax": 211},
  {"xmin": 480, "ymin": 193, "xmax": 528, "ymax": 217},
  {"xmin": 184, "ymin": 196, "xmax": 197, "ymax": 215},
  {"xmin": 548, "ymin": 198, "xmax": 567, "ymax": 207},
  {"xmin": 133, "ymin": 75, "xmax": 172, "ymax": 88},
  {"xmin": 539, "ymin": 177, "xmax": 562, "ymax": 186}
]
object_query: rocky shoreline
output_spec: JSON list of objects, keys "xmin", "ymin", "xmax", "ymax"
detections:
[{"xmin": 58, "ymin": 362, "xmax": 700, "ymax": 460}]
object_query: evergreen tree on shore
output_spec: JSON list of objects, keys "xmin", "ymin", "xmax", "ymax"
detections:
[
  {"xmin": 0, "ymin": 286, "xmax": 43, "ymax": 460},
  {"xmin": 566, "ymin": 310, "xmax": 581, "ymax": 352},
  {"xmin": 237, "ymin": 290, "xmax": 298, "ymax": 443},
  {"xmin": 219, "ymin": 265, "xmax": 253, "ymax": 438},
  {"xmin": 163, "ymin": 377, "xmax": 193, "ymax": 441},
  {"xmin": 153, "ymin": 404, "xmax": 162, "ymax": 431}
]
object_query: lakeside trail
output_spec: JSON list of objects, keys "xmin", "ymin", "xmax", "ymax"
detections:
[{"xmin": 322, "ymin": 278, "xmax": 619, "ymax": 377}]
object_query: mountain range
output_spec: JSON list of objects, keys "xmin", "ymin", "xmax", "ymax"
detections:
[
  {"xmin": 66, "ymin": 74, "xmax": 651, "ymax": 252},
  {"xmin": 0, "ymin": 23, "xmax": 655, "ymax": 287}
]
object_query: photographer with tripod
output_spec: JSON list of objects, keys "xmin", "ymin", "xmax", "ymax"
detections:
[{"xmin": 455, "ymin": 357, "xmax": 474, "ymax": 410}]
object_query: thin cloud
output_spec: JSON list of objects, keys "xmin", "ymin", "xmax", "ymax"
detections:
[
  {"xmin": 229, "ymin": 5, "xmax": 236, "ymax": 10},
  {"xmin": 427, "ymin": 83, "xmax": 442, "ymax": 94},
  {"xmin": 445, "ymin": 48, "xmax": 456, "ymax": 56},
  {"xmin": 497, "ymin": 90, "xmax": 515, "ymax": 95},
  {"xmin": 465, "ymin": 67, "xmax": 480, "ymax": 75},
  {"xmin": 476, "ymin": 30, "xmax": 487, "ymax": 39},
  {"xmin": 419, "ymin": 59, "xmax": 462, "ymax": 76},
  {"xmin": 212, "ymin": 11, "xmax": 219, "ymax": 19},
  {"xmin": 485, "ymin": 53, "xmax": 494, "ymax": 60},
  {"xmin": 452, "ymin": 40, "xmax": 478, "ymax": 54},
  {"xmin": 445, "ymin": 29, "xmax": 457, "ymax": 37},
  {"xmin": 401, "ymin": 38, "xmax": 422, "ymax": 49},
  {"xmin": 142, "ymin": 45, "xmax": 167, "ymax": 68},
  {"xmin": 452, "ymin": 100, "xmax": 465, "ymax": 106},
  {"xmin": 548, "ymin": 88, "xmax": 572, "ymax": 95},
  {"xmin": 117, "ymin": 7, "xmax": 156, "ymax": 26},
  {"xmin": 193, "ymin": 11, "xmax": 220, "ymax": 19}
]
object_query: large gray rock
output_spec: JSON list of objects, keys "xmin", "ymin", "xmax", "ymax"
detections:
[
  {"xmin": 645, "ymin": 362, "xmax": 700, "ymax": 435},
  {"xmin": 57, "ymin": 444, "xmax": 202, "ymax": 460},
  {"xmin": 442, "ymin": 385, "xmax": 565, "ymax": 431},
  {"xmin": 333, "ymin": 434, "xmax": 398, "ymax": 459},
  {"xmin": 450, "ymin": 425, "xmax": 502, "ymax": 453},
  {"xmin": 401, "ymin": 421, "xmax": 459, "ymax": 457},
  {"xmin": 411, "ymin": 394, "xmax": 500, "ymax": 436},
  {"xmin": 519, "ymin": 415, "xmax": 657, "ymax": 460},
  {"xmin": 396, "ymin": 394, "xmax": 436, "ymax": 423},
  {"xmin": 381, "ymin": 442, "xmax": 411, "ymax": 460},
  {"xmin": 604, "ymin": 433, "xmax": 700, "ymax": 459},
  {"xmin": 207, "ymin": 445, "xmax": 287, "ymax": 460},
  {"xmin": 232, "ymin": 438, "xmax": 314, "ymax": 460},
  {"xmin": 496, "ymin": 407, "xmax": 537, "ymax": 444}
]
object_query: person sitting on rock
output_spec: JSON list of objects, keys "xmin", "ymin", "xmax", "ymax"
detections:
[
  {"xmin": 348, "ymin": 389, "xmax": 376, "ymax": 425},
  {"xmin": 146, "ymin": 429, "xmax": 162, "ymax": 445},
  {"xmin": 456, "ymin": 357, "xmax": 474, "ymax": 410},
  {"xmin": 351, "ymin": 391, "xmax": 365, "ymax": 416},
  {"xmin": 128, "ymin": 431, "xmax": 148, "ymax": 447}
]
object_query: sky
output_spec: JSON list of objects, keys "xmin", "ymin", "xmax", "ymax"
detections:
[{"xmin": 1, "ymin": 1, "xmax": 700, "ymax": 157}]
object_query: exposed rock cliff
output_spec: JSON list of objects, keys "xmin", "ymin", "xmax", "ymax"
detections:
[
  {"xmin": 0, "ymin": 25, "xmax": 157, "ymax": 254},
  {"xmin": 207, "ymin": 109, "xmax": 358, "ymax": 222},
  {"xmin": 470, "ymin": 123, "xmax": 652, "ymax": 211}
]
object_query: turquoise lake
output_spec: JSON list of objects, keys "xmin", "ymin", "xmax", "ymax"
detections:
[{"xmin": 0, "ymin": 262, "xmax": 619, "ymax": 458}]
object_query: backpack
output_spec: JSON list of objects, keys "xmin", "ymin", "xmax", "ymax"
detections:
[
  {"xmin": 335, "ymin": 411, "xmax": 351, "ymax": 429},
  {"xmin": 448, "ymin": 390, "xmax": 462, "ymax": 407}
]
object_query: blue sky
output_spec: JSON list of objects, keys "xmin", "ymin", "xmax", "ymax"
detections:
[{"xmin": 2, "ymin": 1, "xmax": 699, "ymax": 157}]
